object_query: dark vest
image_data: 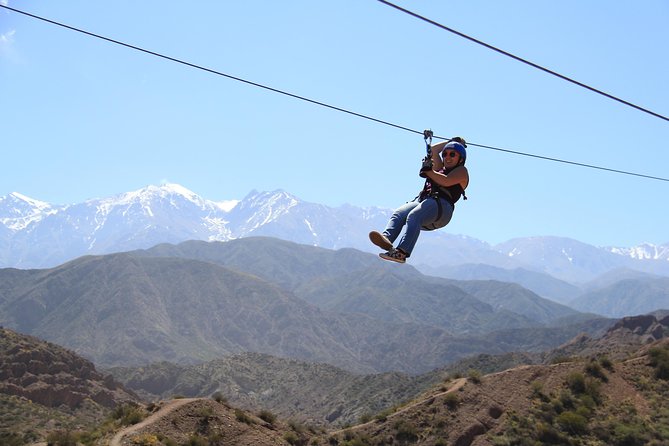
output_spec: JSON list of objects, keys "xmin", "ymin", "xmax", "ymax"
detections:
[{"xmin": 420, "ymin": 166, "xmax": 466, "ymax": 206}]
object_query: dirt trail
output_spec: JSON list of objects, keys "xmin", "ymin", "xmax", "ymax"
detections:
[
  {"xmin": 109, "ymin": 398, "xmax": 199, "ymax": 446},
  {"xmin": 332, "ymin": 377, "xmax": 467, "ymax": 435}
]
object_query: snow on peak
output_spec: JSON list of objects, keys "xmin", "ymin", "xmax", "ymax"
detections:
[
  {"xmin": 608, "ymin": 243, "xmax": 669, "ymax": 261},
  {"xmin": 5, "ymin": 192, "xmax": 52, "ymax": 210},
  {"xmin": 0, "ymin": 192, "xmax": 55, "ymax": 231}
]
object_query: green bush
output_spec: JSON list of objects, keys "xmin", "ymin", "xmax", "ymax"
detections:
[
  {"xmin": 599, "ymin": 355, "xmax": 614, "ymax": 370},
  {"xmin": 358, "ymin": 413, "xmax": 372, "ymax": 424},
  {"xmin": 111, "ymin": 403, "xmax": 145, "ymax": 426},
  {"xmin": 185, "ymin": 435, "xmax": 208, "ymax": 446},
  {"xmin": 234, "ymin": 409, "xmax": 254, "ymax": 425},
  {"xmin": 46, "ymin": 430, "xmax": 78, "ymax": 446},
  {"xmin": 467, "ymin": 369, "xmax": 482, "ymax": 384},
  {"xmin": 283, "ymin": 431, "xmax": 300, "ymax": 445},
  {"xmin": 211, "ymin": 391, "xmax": 227, "ymax": 404},
  {"xmin": 556, "ymin": 411, "xmax": 589, "ymax": 436},
  {"xmin": 444, "ymin": 392, "xmax": 459, "ymax": 410},
  {"xmin": 566, "ymin": 372, "xmax": 586, "ymax": 394},
  {"xmin": 585, "ymin": 360, "xmax": 608, "ymax": 382},
  {"xmin": 0, "ymin": 432, "xmax": 25, "ymax": 446},
  {"xmin": 610, "ymin": 421, "xmax": 650, "ymax": 446},
  {"xmin": 649, "ymin": 346, "xmax": 669, "ymax": 380},
  {"xmin": 394, "ymin": 420, "xmax": 418, "ymax": 442},
  {"xmin": 258, "ymin": 409, "xmax": 277, "ymax": 424}
]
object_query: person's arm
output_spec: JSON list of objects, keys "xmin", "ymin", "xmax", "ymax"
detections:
[
  {"xmin": 425, "ymin": 165, "xmax": 469, "ymax": 188},
  {"xmin": 429, "ymin": 141, "xmax": 448, "ymax": 171}
]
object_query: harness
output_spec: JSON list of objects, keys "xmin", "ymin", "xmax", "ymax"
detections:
[{"xmin": 419, "ymin": 130, "xmax": 467, "ymax": 230}]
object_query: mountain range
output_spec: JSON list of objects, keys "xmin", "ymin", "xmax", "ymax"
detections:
[
  {"xmin": 1, "ymin": 183, "xmax": 668, "ymax": 285},
  {"xmin": 0, "ymin": 237, "xmax": 615, "ymax": 375}
]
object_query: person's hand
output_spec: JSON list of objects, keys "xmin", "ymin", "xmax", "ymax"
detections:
[
  {"xmin": 450, "ymin": 136, "xmax": 467, "ymax": 147},
  {"xmin": 419, "ymin": 155, "xmax": 432, "ymax": 177}
]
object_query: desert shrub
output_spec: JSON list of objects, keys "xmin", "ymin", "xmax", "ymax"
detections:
[
  {"xmin": 393, "ymin": 420, "xmax": 418, "ymax": 442},
  {"xmin": 649, "ymin": 346, "xmax": 669, "ymax": 380},
  {"xmin": 197, "ymin": 406, "xmax": 213, "ymax": 419},
  {"xmin": 467, "ymin": 369, "xmax": 482, "ymax": 384},
  {"xmin": 211, "ymin": 391, "xmax": 227, "ymax": 404},
  {"xmin": 258, "ymin": 409, "xmax": 277, "ymax": 424},
  {"xmin": 444, "ymin": 392, "xmax": 459, "ymax": 410},
  {"xmin": 46, "ymin": 430, "xmax": 78, "ymax": 446},
  {"xmin": 550, "ymin": 355, "xmax": 577, "ymax": 364},
  {"xmin": 536, "ymin": 422, "xmax": 568, "ymax": 444},
  {"xmin": 185, "ymin": 435, "xmax": 207, "ymax": 446},
  {"xmin": 566, "ymin": 372, "xmax": 586, "ymax": 394},
  {"xmin": 602, "ymin": 420, "xmax": 651, "ymax": 446},
  {"xmin": 374, "ymin": 408, "xmax": 393, "ymax": 422},
  {"xmin": 0, "ymin": 432, "xmax": 26, "ymax": 446},
  {"xmin": 131, "ymin": 433, "xmax": 159, "ymax": 446},
  {"xmin": 234, "ymin": 409, "xmax": 254, "ymax": 425},
  {"xmin": 530, "ymin": 380, "xmax": 543, "ymax": 397},
  {"xmin": 340, "ymin": 436, "xmax": 372, "ymax": 446},
  {"xmin": 289, "ymin": 419, "xmax": 306, "ymax": 433},
  {"xmin": 111, "ymin": 403, "xmax": 146, "ymax": 426},
  {"xmin": 283, "ymin": 431, "xmax": 300, "ymax": 445},
  {"xmin": 358, "ymin": 413, "xmax": 372, "ymax": 424},
  {"xmin": 556, "ymin": 411, "xmax": 589, "ymax": 436},
  {"xmin": 599, "ymin": 355, "xmax": 614, "ymax": 370},
  {"xmin": 583, "ymin": 377, "xmax": 602, "ymax": 404},
  {"xmin": 585, "ymin": 360, "xmax": 608, "ymax": 382}
]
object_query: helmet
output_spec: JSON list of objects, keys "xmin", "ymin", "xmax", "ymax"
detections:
[{"xmin": 442, "ymin": 141, "xmax": 466, "ymax": 165}]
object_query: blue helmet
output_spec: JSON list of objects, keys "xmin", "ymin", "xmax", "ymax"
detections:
[{"xmin": 442, "ymin": 141, "xmax": 467, "ymax": 165}]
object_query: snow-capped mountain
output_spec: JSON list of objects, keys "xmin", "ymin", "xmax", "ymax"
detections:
[
  {"xmin": 0, "ymin": 184, "xmax": 668, "ymax": 284},
  {"xmin": 0, "ymin": 192, "xmax": 55, "ymax": 231},
  {"xmin": 607, "ymin": 243, "xmax": 669, "ymax": 262},
  {"xmin": 0, "ymin": 184, "xmax": 390, "ymax": 268}
]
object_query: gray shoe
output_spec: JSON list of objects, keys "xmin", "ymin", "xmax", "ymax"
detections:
[
  {"xmin": 379, "ymin": 248, "xmax": 406, "ymax": 264},
  {"xmin": 369, "ymin": 231, "xmax": 393, "ymax": 251}
]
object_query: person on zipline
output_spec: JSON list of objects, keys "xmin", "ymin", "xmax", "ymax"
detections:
[{"xmin": 369, "ymin": 136, "xmax": 469, "ymax": 263}]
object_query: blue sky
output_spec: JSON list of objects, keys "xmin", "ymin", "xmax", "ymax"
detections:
[{"xmin": 1, "ymin": 0, "xmax": 668, "ymax": 248}]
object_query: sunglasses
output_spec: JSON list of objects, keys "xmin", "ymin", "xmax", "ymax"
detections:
[{"xmin": 442, "ymin": 151, "xmax": 459, "ymax": 158}]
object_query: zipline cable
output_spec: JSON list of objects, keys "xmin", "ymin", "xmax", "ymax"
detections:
[
  {"xmin": 0, "ymin": 5, "xmax": 416, "ymax": 136},
  {"xmin": 2, "ymin": 4, "xmax": 668, "ymax": 183},
  {"xmin": 376, "ymin": 0, "xmax": 669, "ymax": 123}
]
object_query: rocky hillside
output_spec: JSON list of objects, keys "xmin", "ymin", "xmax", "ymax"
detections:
[
  {"xmin": 104, "ymin": 314, "xmax": 669, "ymax": 445},
  {"xmin": 0, "ymin": 327, "xmax": 138, "ymax": 443},
  {"xmin": 325, "ymin": 315, "xmax": 669, "ymax": 445},
  {"xmin": 109, "ymin": 352, "xmax": 439, "ymax": 427},
  {"xmin": 325, "ymin": 342, "xmax": 669, "ymax": 445},
  {"xmin": 0, "ymin": 327, "xmax": 136, "ymax": 409}
]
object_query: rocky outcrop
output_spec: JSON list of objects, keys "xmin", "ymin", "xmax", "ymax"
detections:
[
  {"xmin": 608, "ymin": 314, "xmax": 669, "ymax": 341},
  {"xmin": 0, "ymin": 327, "xmax": 137, "ymax": 409}
]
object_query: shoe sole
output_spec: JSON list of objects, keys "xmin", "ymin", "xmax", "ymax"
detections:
[
  {"xmin": 379, "ymin": 253, "xmax": 405, "ymax": 264},
  {"xmin": 369, "ymin": 231, "xmax": 394, "ymax": 251}
]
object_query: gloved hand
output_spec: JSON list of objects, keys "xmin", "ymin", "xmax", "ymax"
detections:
[
  {"xmin": 419, "ymin": 155, "xmax": 432, "ymax": 177},
  {"xmin": 450, "ymin": 136, "xmax": 467, "ymax": 147}
]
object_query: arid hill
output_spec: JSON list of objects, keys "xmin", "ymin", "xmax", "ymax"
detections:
[
  {"xmin": 107, "ymin": 315, "xmax": 669, "ymax": 446},
  {"xmin": 0, "ymin": 327, "xmax": 138, "ymax": 444}
]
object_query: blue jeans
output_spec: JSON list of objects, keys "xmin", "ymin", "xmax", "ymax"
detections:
[{"xmin": 383, "ymin": 197, "xmax": 453, "ymax": 256}]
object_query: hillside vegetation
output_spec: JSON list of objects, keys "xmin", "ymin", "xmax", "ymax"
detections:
[
  {"xmin": 0, "ymin": 239, "xmax": 612, "ymax": 374},
  {"xmin": 107, "ymin": 317, "xmax": 669, "ymax": 446}
]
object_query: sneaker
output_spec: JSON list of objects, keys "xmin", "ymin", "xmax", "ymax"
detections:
[
  {"xmin": 369, "ymin": 231, "xmax": 394, "ymax": 251},
  {"xmin": 379, "ymin": 248, "xmax": 407, "ymax": 264}
]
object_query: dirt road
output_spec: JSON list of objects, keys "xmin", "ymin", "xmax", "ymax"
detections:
[{"xmin": 109, "ymin": 398, "xmax": 199, "ymax": 446}]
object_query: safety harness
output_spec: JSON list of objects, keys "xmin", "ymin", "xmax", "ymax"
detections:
[{"xmin": 419, "ymin": 130, "xmax": 467, "ymax": 230}]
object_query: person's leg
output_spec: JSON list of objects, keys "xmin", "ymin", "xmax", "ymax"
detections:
[
  {"xmin": 395, "ymin": 199, "xmax": 441, "ymax": 256},
  {"xmin": 383, "ymin": 200, "xmax": 419, "ymax": 243}
]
